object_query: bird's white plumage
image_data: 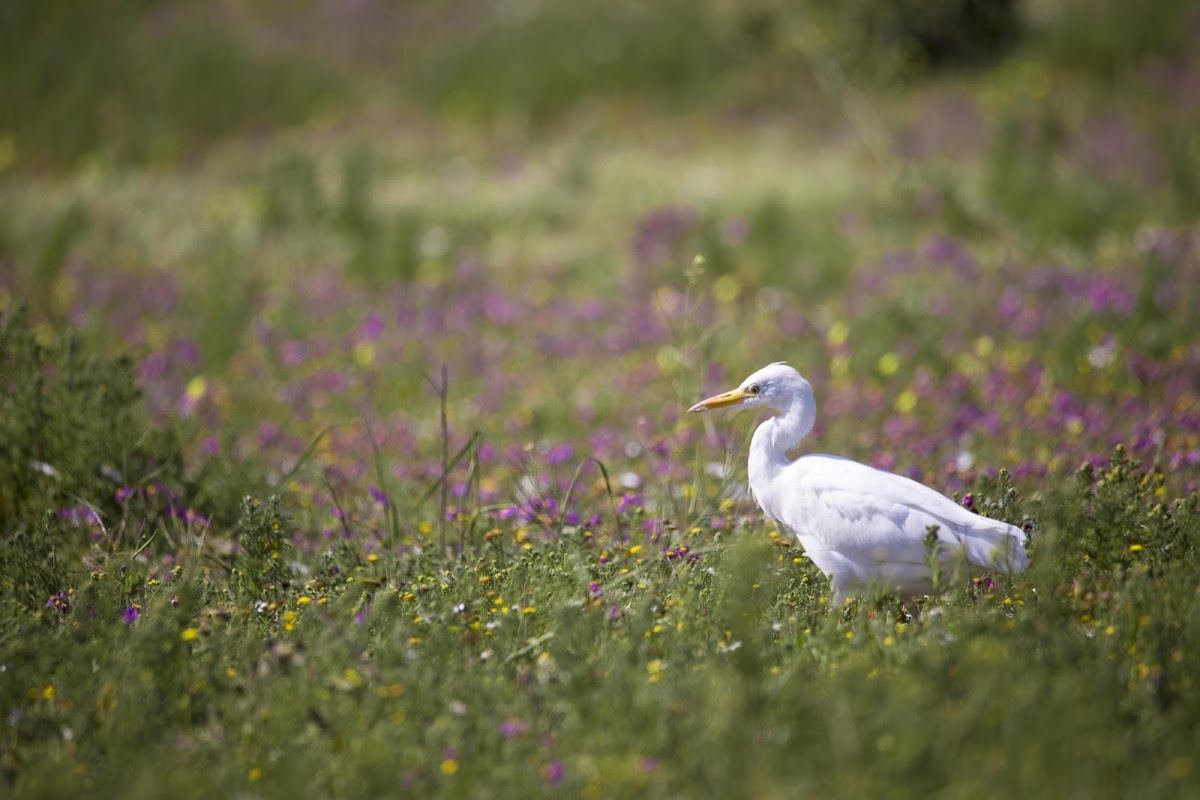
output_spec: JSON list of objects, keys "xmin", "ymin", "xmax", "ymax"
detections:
[{"xmin": 690, "ymin": 362, "xmax": 1028, "ymax": 602}]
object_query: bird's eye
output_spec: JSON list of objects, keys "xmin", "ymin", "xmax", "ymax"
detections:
[{"xmin": 748, "ymin": 384, "xmax": 760, "ymax": 395}]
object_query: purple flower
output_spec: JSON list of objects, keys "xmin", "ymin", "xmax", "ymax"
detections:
[
  {"xmin": 499, "ymin": 720, "xmax": 530, "ymax": 738},
  {"xmin": 542, "ymin": 760, "xmax": 565, "ymax": 785},
  {"xmin": 588, "ymin": 582, "xmax": 603, "ymax": 597},
  {"xmin": 258, "ymin": 421, "xmax": 281, "ymax": 447},
  {"xmin": 59, "ymin": 505, "xmax": 102, "ymax": 528},
  {"xmin": 115, "ymin": 486, "xmax": 135, "ymax": 504},
  {"xmin": 280, "ymin": 340, "xmax": 306, "ymax": 366},
  {"xmin": 358, "ymin": 312, "xmax": 385, "ymax": 342},
  {"xmin": 961, "ymin": 493, "xmax": 975, "ymax": 510},
  {"xmin": 616, "ymin": 493, "xmax": 642, "ymax": 514},
  {"xmin": 46, "ymin": 592, "xmax": 70, "ymax": 614},
  {"xmin": 121, "ymin": 606, "xmax": 140, "ymax": 624},
  {"xmin": 545, "ymin": 443, "xmax": 574, "ymax": 466},
  {"xmin": 190, "ymin": 509, "xmax": 210, "ymax": 526},
  {"xmin": 369, "ymin": 485, "xmax": 390, "ymax": 507}
]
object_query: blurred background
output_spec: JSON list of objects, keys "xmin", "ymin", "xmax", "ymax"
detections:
[{"xmin": 1, "ymin": 0, "xmax": 1199, "ymax": 512}]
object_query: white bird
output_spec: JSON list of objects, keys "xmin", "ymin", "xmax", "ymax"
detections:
[{"xmin": 689, "ymin": 362, "xmax": 1028, "ymax": 604}]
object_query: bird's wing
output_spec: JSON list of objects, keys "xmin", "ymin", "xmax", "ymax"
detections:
[{"xmin": 772, "ymin": 454, "xmax": 1026, "ymax": 571}]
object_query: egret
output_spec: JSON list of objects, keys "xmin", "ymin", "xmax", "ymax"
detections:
[{"xmin": 690, "ymin": 362, "xmax": 1028, "ymax": 603}]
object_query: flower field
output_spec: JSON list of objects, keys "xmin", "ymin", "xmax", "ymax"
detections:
[{"xmin": 2, "ymin": 2, "xmax": 1200, "ymax": 797}]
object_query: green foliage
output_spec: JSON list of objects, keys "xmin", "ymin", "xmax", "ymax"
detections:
[
  {"xmin": 0, "ymin": 307, "xmax": 182, "ymax": 524},
  {"xmin": 413, "ymin": 0, "xmax": 1023, "ymax": 123},
  {"xmin": 0, "ymin": 0, "xmax": 344, "ymax": 167},
  {"xmin": 233, "ymin": 495, "xmax": 291, "ymax": 601},
  {"xmin": 336, "ymin": 148, "xmax": 424, "ymax": 287},
  {"xmin": 804, "ymin": 0, "xmax": 1022, "ymax": 80},
  {"xmin": 1030, "ymin": 0, "xmax": 1196, "ymax": 78},
  {"xmin": 6, "ymin": 456, "xmax": 1200, "ymax": 796},
  {"xmin": 0, "ymin": 516, "xmax": 68, "ymax": 615}
]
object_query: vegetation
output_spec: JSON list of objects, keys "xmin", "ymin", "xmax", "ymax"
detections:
[{"xmin": 2, "ymin": 1, "xmax": 1199, "ymax": 796}]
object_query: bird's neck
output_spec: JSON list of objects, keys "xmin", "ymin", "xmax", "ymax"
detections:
[{"xmin": 748, "ymin": 399, "xmax": 815, "ymax": 493}]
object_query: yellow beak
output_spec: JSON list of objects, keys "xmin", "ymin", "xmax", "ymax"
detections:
[{"xmin": 688, "ymin": 387, "xmax": 751, "ymax": 413}]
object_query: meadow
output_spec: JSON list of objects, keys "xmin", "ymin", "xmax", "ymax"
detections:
[{"xmin": 2, "ymin": 1, "xmax": 1200, "ymax": 797}]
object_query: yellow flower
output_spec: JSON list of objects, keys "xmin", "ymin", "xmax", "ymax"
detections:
[
  {"xmin": 283, "ymin": 610, "xmax": 298, "ymax": 632},
  {"xmin": 180, "ymin": 627, "xmax": 200, "ymax": 642},
  {"xmin": 297, "ymin": 595, "xmax": 313, "ymax": 606},
  {"xmin": 353, "ymin": 341, "xmax": 376, "ymax": 366},
  {"xmin": 1128, "ymin": 543, "xmax": 1144, "ymax": 552},
  {"xmin": 185, "ymin": 376, "xmax": 207, "ymax": 400},
  {"xmin": 367, "ymin": 553, "xmax": 380, "ymax": 564},
  {"xmin": 440, "ymin": 759, "xmax": 459, "ymax": 776},
  {"xmin": 647, "ymin": 659, "xmax": 664, "ymax": 683},
  {"xmin": 41, "ymin": 685, "xmax": 55, "ymax": 701},
  {"xmin": 627, "ymin": 544, "xmax": 643, "ymax": 556},
  {"xmin": 248, "ymin": 767, "xmax": 263, "ymax": 782}
]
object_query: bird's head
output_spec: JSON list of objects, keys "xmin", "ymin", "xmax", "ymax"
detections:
[{"xmin": 688, "ymin": 362, "xmax": 813, "ymax": 416}]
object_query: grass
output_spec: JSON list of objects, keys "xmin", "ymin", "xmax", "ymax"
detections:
[{"xmin": 2, "ymin": 2, "xmax": 1200, "ymax": 797}]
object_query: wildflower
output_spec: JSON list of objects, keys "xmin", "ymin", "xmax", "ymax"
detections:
[
  {"xmin": 180, "ymin": 627, "xmax": 200, "ymax": 642},
  {"xmin": 827, "ymin": 321, "xmax": 849, "ymax": 346},
  {"xmin": 499, "ymin": 720, "xmax": 530, "ymax": 738},
  {"xmin": 545, "ymin": 443, "xmax": 574, "ymax": 465},
  {"xmin": 46, "ymin": 592, "xmax": 71, "ymax": 615},
  {"xmin": 115, "ymin": 486, "xmax": 135, "ymax": 504},
  {"xmin": 121, "ymin": 606, "xmax": 141, "ymax": 624},
  {"xmin": 1128, "ymin": 543, "xmax": 1144, "ymax": 552},
  {"xmin": 647, "ymin": 659, "xmax": 664, "ymax": 683},
  {"xmin": 180, "ymin": 509, "xmax": 209, "ymax": 527},
  {"xmin": 369, "ymin": 486, "xmax": 389, "ymax": 507},
  {"xmin": 297, "ymin": 596, "xmax": 313, "ymax": 606},
  {"xmin": 895, "ymin": 389, "xmax": 918, "ymax": 414},
  {"xmin": 542, "ymin": 760, "xmax": 565, "ymax": 785},
  {"xmin": 248, "ymin": 768, "xmax": 263, "ymax": 782},
  {"xmin": 59, "ymin": 505, "xmax": 102, "ymax": 530},
  {"xmin": 961, "ymin": 493, "xmax": 975, "ymax": 510},
  {"xmin": 440, "ymin": 759, "xmax": 459, "ymax": 776},
  {"xmin": 616, "ymin": 493, "xmax": 643, "ymax": 514},
  {"xmin": 588, "ymin": 582, "xmax": 603, "ymax": 597}
]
